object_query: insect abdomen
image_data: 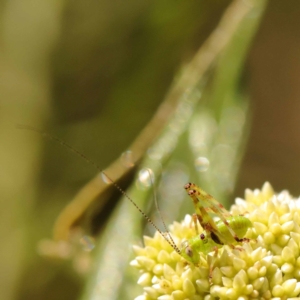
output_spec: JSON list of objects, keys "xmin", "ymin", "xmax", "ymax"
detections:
[{"xmin": 216, "ymin": 215, "xmax": 252, "ymax": 243}]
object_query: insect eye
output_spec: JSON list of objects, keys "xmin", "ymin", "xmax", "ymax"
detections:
[
  {"xmin": 185, "ymin": 246, "xmax": 193, "ymax": 257},
  {"xmin": 200, "ymin": 233, "xmax": 205, "ymax": 240}
]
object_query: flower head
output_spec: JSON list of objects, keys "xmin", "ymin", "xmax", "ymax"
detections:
[{"xmin": 130, "ymin": 182, "xmax": 300, "ymax": 299}]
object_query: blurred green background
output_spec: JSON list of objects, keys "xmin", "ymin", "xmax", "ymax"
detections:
[{"xmin": 2, "ymin": 0, "xmax": 300, "ymax": 299}]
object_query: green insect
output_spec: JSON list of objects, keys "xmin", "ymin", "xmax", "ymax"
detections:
[{"xmin": 178, "ymin": 183, "xmax": 252, "ymax": 279}]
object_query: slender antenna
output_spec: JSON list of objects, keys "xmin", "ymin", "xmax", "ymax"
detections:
[
  {"xmin": 146, "ymin": 168, "xmax": 178, "ymax": 251},
  {"xmin": 17, "ymin": 124, "xmax": 181, "ymax": 254}
]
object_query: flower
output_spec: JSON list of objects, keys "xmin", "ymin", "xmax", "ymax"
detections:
[{"xmin": 130, "ymin": 182, "xmax": 300, "ymax": 299}]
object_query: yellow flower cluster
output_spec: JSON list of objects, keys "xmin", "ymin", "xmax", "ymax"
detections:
[{"xmin": 130, "ymin": 183, "xmax": 300, "ymax": 300}]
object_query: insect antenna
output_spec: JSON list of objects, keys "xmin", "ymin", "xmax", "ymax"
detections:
[
  {"xmin": 146, "ymin": 168, "xmax": 179, "ymax": 252},
  {"xmin": 17, "ymin": 124, "xmax": 181, "ymax": 254}
]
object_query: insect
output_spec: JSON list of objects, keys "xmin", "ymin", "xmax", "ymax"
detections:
[
  {"xmin": 19, "ymin": 125, "xmax": 252, "ymax": 282},
  {"xmin": 180, "ymin": 183, "xmax": 252, "ymax": 279}
]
